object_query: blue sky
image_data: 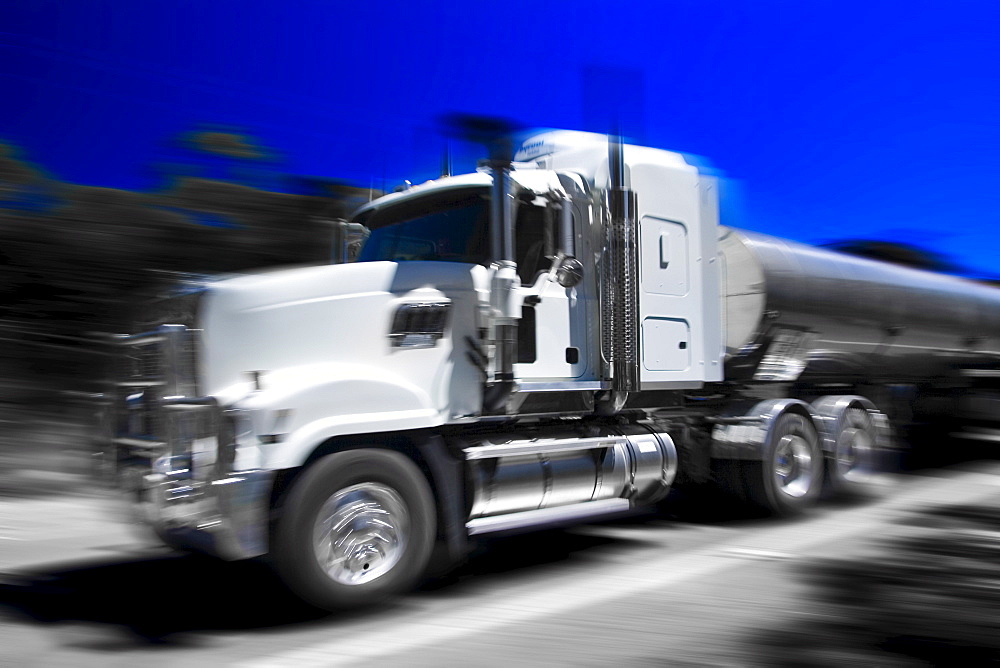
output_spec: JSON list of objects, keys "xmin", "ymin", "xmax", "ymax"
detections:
[{"xmin": 3, "ymin": 1, "xmax": 999, "ymax": 275}]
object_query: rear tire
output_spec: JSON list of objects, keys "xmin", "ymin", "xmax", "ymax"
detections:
[
  {"xmin": 272, "ymin": 449, "xmax": 436, "ymax": 610},
  {"xmin": 743, "ymin": 411, "xmax": 823, "ymax": 515},
  {"xmin": 824, "ymin": 405, "xmax": 879, "ymax": 496}
]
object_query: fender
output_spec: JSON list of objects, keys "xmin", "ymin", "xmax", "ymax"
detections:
[
  {"xmin": 236, "ymin": 362, "xmax": 448, "ymax": 470},
  {"xmin": 810, "ymin": 395, "xmax": 887, "ymax": 454},
  {"xmin": 710, "ymin": 398, "xmax": 817, "ymax": 461}
]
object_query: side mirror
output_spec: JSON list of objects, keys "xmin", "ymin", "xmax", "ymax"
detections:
[
  {"xmin": 330, "ymin": 219, "xmax": 371, "ymax": 264},
  {"xmin": 553, "ymin": 256, "xmax": 584, "ymax": 288}
]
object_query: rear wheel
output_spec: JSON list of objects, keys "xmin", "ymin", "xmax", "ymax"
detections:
[
  {"xmin": 272, "ymin": 449, "xmax": 436, "ymax": 610},
  {"xmin": 743, "ymin": 412, "xmax": 823, "ymax": 515},
  {"xmin": 825, "ymin": 405, "xmax": 878, "ymax": 494}
]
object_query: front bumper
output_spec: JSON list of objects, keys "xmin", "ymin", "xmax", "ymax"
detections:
[
  {"xmin": 118, "ymin": 398, "xmax": 274, "ymax": 561},
  {"xmin": 134, "ymin": 464, "xmax": 274, "ymax": 561},
  {"xmin": 116, "ymin": 397, "xmax": 274, "ymax": 561}
]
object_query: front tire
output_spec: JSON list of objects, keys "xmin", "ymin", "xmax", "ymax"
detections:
[{"xmin": 272, "ymin": 449, "xmax": 436, "ymax": 610}]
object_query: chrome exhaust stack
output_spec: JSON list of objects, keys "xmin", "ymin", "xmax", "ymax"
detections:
[
  {"xmin": 484, "ymin": 140, "xmax": 520, "ymax": 412},
  {"xmin": 603, "ymin": 132, "xmax": 640, "ymax": 394},
  {"xmin": 443, "ymin": 114, "xmax": 524, "ymax": 414}
]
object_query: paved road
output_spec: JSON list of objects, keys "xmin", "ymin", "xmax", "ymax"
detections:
[{"xmin": 1, "ymin": 462, "xmax": 997, "ymax": 667}]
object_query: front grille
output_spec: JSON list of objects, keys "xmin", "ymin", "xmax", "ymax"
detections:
[
  {"xmin": 124, "ymin": 341, "xmax": 162, "ymax": 384},
  {"xmin": 115, "ymin": 325, "xmax": 202, "ymax": 450},
  {"xmin": 162, "ymin": 325, "xmax": 200, "ymax": 398},
  {"xmin": 108, "ymin": 286, "xmax": 222, "ymax": 512}
]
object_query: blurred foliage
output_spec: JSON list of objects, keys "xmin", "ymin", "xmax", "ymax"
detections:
[
  {"xmin": 0, "ymin": 130, "xmax": 375, "ymax": 407},
  {"xmin": 183, "ymin": 129, "xmax": 270, "ymax": 161}
]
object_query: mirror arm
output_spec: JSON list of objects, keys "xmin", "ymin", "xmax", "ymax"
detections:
[{"xmin": 558, "ymin": 194, "xmax": 575, "ymax": 257}]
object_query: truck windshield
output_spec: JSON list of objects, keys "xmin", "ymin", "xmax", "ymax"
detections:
[{"xmin": 356, "ymin": 189, "xmax": 489, "ymax": 265}]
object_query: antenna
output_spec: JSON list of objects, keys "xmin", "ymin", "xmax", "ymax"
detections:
[{"xmin": 441, "ymin": 141, "xmax": 452, "ymax": 178}]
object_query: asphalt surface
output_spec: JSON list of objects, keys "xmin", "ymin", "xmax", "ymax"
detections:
[{"xmin": 1, "ymin": 461, "xmax": 998, "ymax": 667}]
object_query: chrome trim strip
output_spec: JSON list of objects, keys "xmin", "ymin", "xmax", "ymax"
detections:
[
  {"xmin": 466, "ymin": 498, "xmax": 631, "ymax": 535},
  {"xmin": 464, "ymin": 435, "xmax": 624, "ymax": 460},
  {"xmin": 640, "ymin": 381, "xmax": 706, "ymax": 390},
  {"xmin": 515, "ymin": 381, "xmax": 609, "ymax": 392}
]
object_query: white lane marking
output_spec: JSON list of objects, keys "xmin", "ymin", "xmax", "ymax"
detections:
[
  {"xmin": 246, "ymin": 468, "xmax": 999, "ymax": 668},
  {"xmin": 721, "ymin": 547, "xmax": 794, "ymax": 561}
]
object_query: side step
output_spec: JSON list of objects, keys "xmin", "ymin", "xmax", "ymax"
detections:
[
  {"xmin": 466, "ymin": 498, "xmax": 631, "ymax": 535},
  {"xmin": 463, "ymin": 435, "xmax": 624, "ymax": 460}
]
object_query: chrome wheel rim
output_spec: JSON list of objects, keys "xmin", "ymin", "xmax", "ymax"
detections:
[
  {"xmin": 312, "ymin": 482, "xmax": 409, "ymax": 586},
  {"xmin": 774, "ymin": 434, "xmax": 815, "ymax": 498},
  {"xmin": 836, "ymin": 426, "xmax": 873, "ymax": 482}
]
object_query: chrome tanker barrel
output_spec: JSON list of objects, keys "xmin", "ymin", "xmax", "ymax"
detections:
[{"xmin": 719, "ymin": 227, "xmax": 1000, "ymax": 383}]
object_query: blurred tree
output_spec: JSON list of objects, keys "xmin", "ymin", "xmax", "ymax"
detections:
[
  {"xmin": 0, "ymin": 130, "xmax": 377, "ymax": 410},
  {"xmin": 185, "ymin": 129, "xmax": 269, "ymax": 161}
]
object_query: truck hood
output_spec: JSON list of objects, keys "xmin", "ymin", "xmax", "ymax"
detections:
[
  {"xmin": 205, "ymin": 261, "xmax": 487, "ymax": 313},
  {"xmin": 200, "ymin": 261, "xmax": 488, "ymax": 405}
]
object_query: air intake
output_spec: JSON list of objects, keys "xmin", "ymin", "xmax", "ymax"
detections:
[{"xmin": 389, "ymin": 302, "xmax": 451, "ymax": 348}]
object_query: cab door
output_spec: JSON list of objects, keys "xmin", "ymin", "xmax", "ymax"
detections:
[{"xmin": 512, "ymin": 194, "xmax": 594, "ymax": 384}]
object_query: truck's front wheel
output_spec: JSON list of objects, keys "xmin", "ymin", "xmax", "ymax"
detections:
[{"xmin": 272, "ymin": 449, "xmax": 436, "ymax": 610}]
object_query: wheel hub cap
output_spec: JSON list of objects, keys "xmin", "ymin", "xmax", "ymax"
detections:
[
  {"xmin": 774, "ymin": 434, "xmax": 814, "ymax": 498},
  {"xmin": 312, "ymin": 482, "xmax": 409, "ymax": 586},
  {"xmin": 837, "ymin": 427, "xmax": 873, "ymax": 482}
]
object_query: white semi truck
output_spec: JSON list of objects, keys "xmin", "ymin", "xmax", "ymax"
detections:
[{"xmin": 108, "ymin": 130, "xmax": 1000, "ymax": 609}]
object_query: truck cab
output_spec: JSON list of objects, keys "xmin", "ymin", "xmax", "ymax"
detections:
[{"xmin": 343, "ymin": 130, "xmax": 724, "ymax": 405}]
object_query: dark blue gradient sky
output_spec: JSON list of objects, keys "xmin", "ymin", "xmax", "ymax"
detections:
[{"xmin": 3, "ymin": 1, "xmax": 998, "ymax": 275}]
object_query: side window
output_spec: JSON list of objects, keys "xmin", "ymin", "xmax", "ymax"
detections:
[{"xmin": 515, "ymin": 204, "xmax": 552, "ymax": 284}]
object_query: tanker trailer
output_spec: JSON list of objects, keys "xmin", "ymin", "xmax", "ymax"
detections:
[
  {"xmin": 709, "ymin": 225, "xmax": 1000, "ymax": 504},
  {"xmin": 720, "ymin": 227, "xmax": 1000, "ymax": 386}
]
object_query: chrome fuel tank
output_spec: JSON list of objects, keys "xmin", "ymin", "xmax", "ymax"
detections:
[
  {"xmin": 719, "ymin": 227, "xmax": 1000, "ymax": 382},
  {"xmin": 460, "ymin": 425, "xmax": 678, "ymax": 521}
]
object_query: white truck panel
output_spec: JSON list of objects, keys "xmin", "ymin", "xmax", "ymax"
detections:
[
  {"xmin": 514, "ymin": 279, "xmax": 596, "ymax": 381},
  {"xmin": 240, "ymin": 362, "xmax": 442, "ymax": 470},
  {"xmin": 641, "ymin": 217, "xmax": 690, "ymax": 296},
  {"xmin": 631, "ymin": 158, "xmax": 723, "ymax": 387},
  {"xmin": 201, "ymin": 261, "xmax": 488, "ymax": 467},
  {"xmin": 519, "ymin": 131, "xmax": 724, "ymax": 386}
]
